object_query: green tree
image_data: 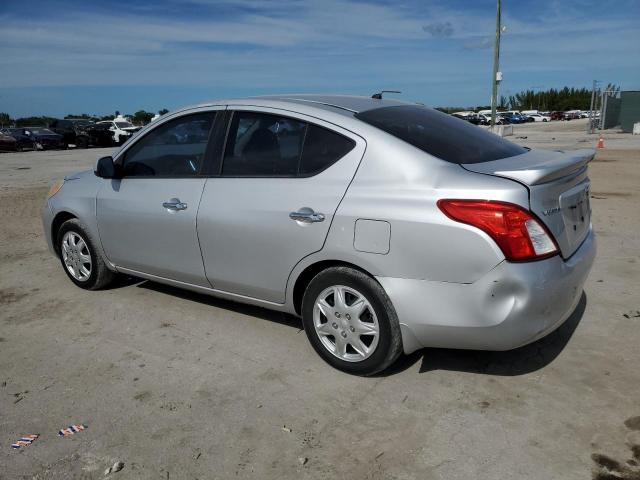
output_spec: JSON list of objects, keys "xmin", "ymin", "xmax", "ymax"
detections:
[
  {"xmin": 505, "ymin": 85, "xmax": 610, "ymax": 112},
  {"xmin": 15, "ymin": 116, "xmax": 56, "ymax": 127},
  {"xmin": 64, "ymin": 113, "xmax": 96, "ymax": 120},
  {"xmin": 132, "ymin": 110, "xmax": 154, "ymax": 125},
  {"xmin": 0, "ymin": 112, "xmax": 12, "ymax": 127}
]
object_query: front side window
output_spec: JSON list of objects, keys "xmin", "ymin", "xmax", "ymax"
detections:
[{"xmin": 122, "ymin": 112, "xmax": 215, "ymax": 177}]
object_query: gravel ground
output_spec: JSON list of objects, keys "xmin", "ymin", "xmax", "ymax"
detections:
[{"xmin": 1, "ymin": 121, "xmax": 639, "ymax": 479}]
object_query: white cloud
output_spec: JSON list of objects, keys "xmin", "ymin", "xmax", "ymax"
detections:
[{"xmin": 0, "ymin": 0, "xmax": 637, "ymax": 93}]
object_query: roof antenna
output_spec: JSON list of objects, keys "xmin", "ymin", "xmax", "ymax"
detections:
[{"xmin": 372, "ymin": 90, "xmax": 402, "ymax": 99}]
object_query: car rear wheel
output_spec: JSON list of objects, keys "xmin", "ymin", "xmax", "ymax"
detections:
[
  {"xmin": 57, "ymin": 219, "xmax": 116, "ymax": 290},
  {"xmin": 301, "ymin": 266, "xmax": 402, "ymax": 376}
]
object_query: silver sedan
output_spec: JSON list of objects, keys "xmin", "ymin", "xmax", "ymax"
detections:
[{"xmin": 42, "ymin": 95, "xmax": 596, "ymax": 375}]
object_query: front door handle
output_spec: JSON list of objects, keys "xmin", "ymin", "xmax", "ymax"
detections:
[
  {"xmin": 289, "ymin": 207, "xmax": 325, "ymax": 223},
  {"xmin": 162, "ymin": 198, "xmax": 188, "ymax": 211}
]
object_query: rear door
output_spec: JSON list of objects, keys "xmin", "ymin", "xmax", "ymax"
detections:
[
  {"xmin": 197, "ymin": 108, "xmax": 365, "ymax": 303},
  {"xmin": 96, "ymin": 110, "xmax": 220, "ymax": 286}
]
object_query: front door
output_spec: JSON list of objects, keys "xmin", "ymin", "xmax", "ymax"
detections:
[
  {"xmin": 197, "ymin": 108, "xmax": 365, "ymax": 303},
  {"xmin": 96, "ymin": 111, "xmax": 218, "ymax": 286}
]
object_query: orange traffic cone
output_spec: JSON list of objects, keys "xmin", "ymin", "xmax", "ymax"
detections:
[{"xmin": 596, "ymin": 135, "xmax": 605, "ymax": 149}]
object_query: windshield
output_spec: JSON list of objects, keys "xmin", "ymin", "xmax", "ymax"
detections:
[
  {"xmin": 116, "ymin": 122, "xmax": 134, "ymax": 128},
  {"xmin": 355, "ymin": 105, "xmax": 527, "ymax": 164},
  {"xmin": 31, "ymin": 128, "xmax": 55, "ymax": 135}
]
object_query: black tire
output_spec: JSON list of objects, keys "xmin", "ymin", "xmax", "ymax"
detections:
[
  {"xmin": 301, "ymin": 266, "xmax": 403, "ymax": 376},
  {"xmin": 57, "ymin": 219, "xmax": 117, "ymax": 290}
]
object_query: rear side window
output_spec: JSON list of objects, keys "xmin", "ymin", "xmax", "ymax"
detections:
[
  {"xmin": 355, "ymin": 105, "xmax": 526, "ymax": 164},
  {"xmin": 223, "ymin": 112, "xmax": 306, "ymax": 176},
  {"xmin": 300, "ymin": 125, "xmax": 355, "ymax": 175},
  {"xmin": 221, "ymin": 112, "xmax": 355, "ymax": 177}
]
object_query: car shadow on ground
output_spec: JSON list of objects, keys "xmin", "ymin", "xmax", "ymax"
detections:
[
  {"xmin": 130, "ymin": 278, "xmax": 585, "ymax": 378},
  {"xmin": 135, "ymin": 280, "xmax": 303, "ymax": 331},
  {"xmin": 378, "ymin": 292, "xmax": 588, "ymax": 377}
]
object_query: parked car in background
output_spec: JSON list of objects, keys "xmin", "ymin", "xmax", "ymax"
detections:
[
  {"xmin": 477, "ymin": 114, "xmax": 503, "ymax": 125},
  {"xmin": 500, "ymin": 112, "xmax": 526, "ymax": 124},
  {"xmin": 527, "ymin": 113, "xmax": 551, "ymax": 122},
  {"xmin": 452, "ymin": 113, "xmax": 481, "ymax": 125},
  {"xmin": 42, "ymin": 95, "xmax": 595, "ymax": 375},
  {"xmin": 49, "ymin": 119, "xmax": 114, "ymax": 149},
  {"xmin": 563, "ymin": 111, "xmax": 581, "ymax": 121},
  {"xmin": 26, "ymin": 128, "xmax": 65, "ymax": 150},
  {"xmin": 0, "ymin": 128, "xmax": 38, "ymax": 151},
  {"xmin": 550, "ymin": 111, "xmax": 565, "ymax": 121},
  {"xmin": 0, "ymin": 131, "xmax": 18, "ymax": 151},
  {"xmin": 97, "ymin": 119, "xmax": 142, "ymax": 145}
]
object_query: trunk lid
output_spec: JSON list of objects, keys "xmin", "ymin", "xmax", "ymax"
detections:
[{"xmin": 462, "ymin": 148, "xmax": 594, "ymax": 258}]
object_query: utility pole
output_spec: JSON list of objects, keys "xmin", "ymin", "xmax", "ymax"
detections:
[
  {"xmin": 587, "ymin": 80, "xmax": 598, "ymax": 134},
  {"xmin": 490, "ymin": 0, "xmax": 502, "ymax": 128}
]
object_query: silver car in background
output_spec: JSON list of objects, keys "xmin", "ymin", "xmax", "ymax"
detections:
[{"xmin": 42, "ymin": 95, "xmax": 596, "ymax": 375}]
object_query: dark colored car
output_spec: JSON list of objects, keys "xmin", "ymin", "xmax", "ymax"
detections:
[
  {"xmin": 452, "ymin": 114, "xmax": 482, "ymax": 125},
  {"xmin": 500, "ymin": 112, "xmax": 526, "ymax": 124},
  {"xmin": 1, "ymin": 128, "xmax": 38, "ymax": 151},
  {"xmin": 550, "ymin": 111, "xmax": 565, "ymax": 121},
  {"xmin": 27, "ymin": 128, "xmax": 65, "ymax": 150},
  {"xmin": 49, "ymin": 119, "xmax": 114, "ymax": 149},
  {"xmin": 0, "ymin": 132, "xmax": 18, "ymax": 151},
  {"xmin": 563, "ymin": 111, "xmax": 581, "ymax": 121}
]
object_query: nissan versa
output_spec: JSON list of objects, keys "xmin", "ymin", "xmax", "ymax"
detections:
[{"xmin": 42, "ymin": 95, "xmax": 596, "ymax": 375}]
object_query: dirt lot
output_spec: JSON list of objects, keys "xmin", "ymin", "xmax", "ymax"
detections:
[{"xmin": 1, "ymin": 121, "xmax": 639, "ymax": 479}]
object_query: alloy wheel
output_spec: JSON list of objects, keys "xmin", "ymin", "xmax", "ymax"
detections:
[
  {"xmin": 312, "ymin": 285, "xmax": 380, "ymax": 362},
  {"xmin": 61, "ymin": 231, "xmax": 92, "ymax": 282}
]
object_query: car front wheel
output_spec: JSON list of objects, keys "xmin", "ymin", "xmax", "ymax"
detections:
[
  {"xmin": 301, "ymin": 266, "xmax": 402, "ymax": 376},
  {"xmin": 57, "ymin": 219, "xmax": 116, "ymax": 290}
]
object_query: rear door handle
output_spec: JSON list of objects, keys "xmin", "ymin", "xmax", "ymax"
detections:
[
  {"xmin": 163, "ymin": 198, "xmax": 188, "ymax": 211},
  {"xmin": 289, "ymin": 207, "xmax": 325, "ymax": 223}
]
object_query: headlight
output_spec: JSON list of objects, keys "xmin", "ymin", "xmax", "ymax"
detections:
[{"xmin": 47, "ymin": 179, "xmax": 65, "ymax": 198}]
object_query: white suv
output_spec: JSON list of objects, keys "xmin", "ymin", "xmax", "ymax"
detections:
[{"xmin": 97, "ymin": 120, "xmax": 141, "ymax": 145}]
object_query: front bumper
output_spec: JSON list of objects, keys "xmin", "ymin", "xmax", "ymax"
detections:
[
  {"xmin": 42, "ymin": 200, "xmax": 56, "ymax": 256},
  {"xmin": 378, "ymin": 229, "xmax": 596, "ymax": 354}
]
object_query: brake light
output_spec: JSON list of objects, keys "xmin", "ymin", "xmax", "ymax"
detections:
[{"xmin": 437, "ymin": 199, "xmax": 558, "ymax": 261}]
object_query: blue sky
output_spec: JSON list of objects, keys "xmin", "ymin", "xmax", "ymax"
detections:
[{"xmin": 0, "ymin": 0, "xmax": 638, "ymax": 117}]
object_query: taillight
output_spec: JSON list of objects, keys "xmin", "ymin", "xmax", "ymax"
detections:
[{"xmin": 437, "ymin": 199, "xmax": 558, "ymax": 262}]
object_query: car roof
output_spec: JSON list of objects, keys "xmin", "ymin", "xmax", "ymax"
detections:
[{"xmin": 184, "ymin": 94, "xmax": 412, "ymax": 118}]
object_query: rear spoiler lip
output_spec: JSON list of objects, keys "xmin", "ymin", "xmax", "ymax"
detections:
[{"xmin": 461, "ymin": 148, "xmax": 595, "ymax": 186}]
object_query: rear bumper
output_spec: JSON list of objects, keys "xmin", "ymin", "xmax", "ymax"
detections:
[{"xmin": 378, "ymin": 229, "xmax": 596, "ymax": 354}]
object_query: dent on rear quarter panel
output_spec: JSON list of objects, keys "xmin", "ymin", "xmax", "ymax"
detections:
[{"xmin": 324, "ymin": 135, "xmax": 530, "ymax": 283}]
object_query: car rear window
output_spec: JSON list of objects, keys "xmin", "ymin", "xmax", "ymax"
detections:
[{"xmin": 355, "ymin": 105, "xmax": 527, "ymax": 164}]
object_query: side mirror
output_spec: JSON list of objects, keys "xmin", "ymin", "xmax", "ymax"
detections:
[{"xmin": 95, "ymin": 156, "xmax": 116, "ymax": 178}]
